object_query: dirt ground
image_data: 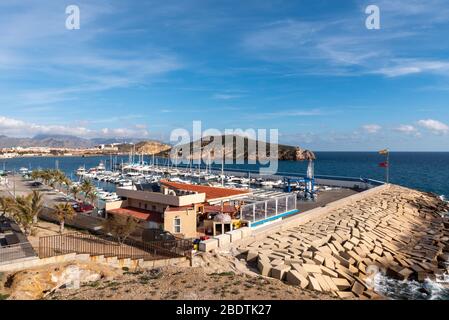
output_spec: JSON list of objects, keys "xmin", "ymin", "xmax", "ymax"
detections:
[
  {"xmin": 27, "ymin": 220, "xmax": 78, "ymax": 251},
  {"xmin": 0, "ymin": 251, "xmax": 339, "ymax": 300},
  {"xmin": 47, "ymin": 265, "xmax": 337, "ymax": 300}
]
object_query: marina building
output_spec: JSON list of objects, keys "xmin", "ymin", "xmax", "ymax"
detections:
[{"xmin": 105, "ymin": 180, "xmax": 250, "ymax": 238}]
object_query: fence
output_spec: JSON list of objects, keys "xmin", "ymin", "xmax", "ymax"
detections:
[
  {"xmin": 240, "ymin": 194, "xmax": 297, "ymax": 225},
  {"xmin": 0, "ymin": 242, "xmax": 37, "ymax": 265},
  {"xmin": 39, "ymin": 232, "xmax": 192, "ymax": 262}
]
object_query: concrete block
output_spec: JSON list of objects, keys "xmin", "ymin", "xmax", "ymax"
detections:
[
  {"xmin": 337, "ymin": 291, "xmax": 356, "ymax": 299},
  {"xmin": 307, "ymin": 275, "xmax": 322, "ymax": 292},
  {"xmin": 239, "ymin": 227, "xmax": 252, "ymax": 238},
  {"xmin": 286, "ymin": 270, "xmax": 309, "ymax": 289},
  {"xmin": 226, "ymin": 229, "xmax": 242, "ymax": 242},
  {"xmin": 199, "ymin": 238, "xmax": 219, "ymax": 252},
  {"xmin": 214, "ymin": 234, "xmax": 231, "ymax": 248},
  {"xmin": 351, "ymin": 281, "xmax": 365, "ymax": 296},
  {"xmin": 271, "ymin": 264, "xmax": 291, "ymax": 280},
  {"xmin": 257, "ymin": 258, "xmax": 272, "ymax": 277},
  {"xmin": 270, "ymin": 259, "xmax": 285, "ymax": 266},
  {"xmin": 302, "ymin": 263, "xmax": 322, "ymax": 274},
  {"xmin": 331, "ymin": 277, "xmax": 351, "ymax": 290},
  {"xmin": 246, "ymin": 250, "xmax": 259, "ymax": 262},
  {"xmin": 314, "ymin": 273, "xmax": 331, "ymax": 292}
]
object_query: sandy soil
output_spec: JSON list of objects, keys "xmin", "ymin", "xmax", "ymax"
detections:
[{"xmin": 47, "ymin": 265, "xmax": 337, "ymax": 300}]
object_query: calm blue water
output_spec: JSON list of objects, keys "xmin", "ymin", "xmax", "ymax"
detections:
[{"xmin": 1, "ymin": 152, "xmax": 448, "ymax": 198}]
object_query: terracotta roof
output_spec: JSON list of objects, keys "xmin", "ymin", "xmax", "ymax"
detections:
[
  {"xmin": 161, "ymin": 180, "xmax": 249, "ymax": 201},
  {"xmin": 108, "ymin": 207, "xmax": 163, "ymax": 223}
]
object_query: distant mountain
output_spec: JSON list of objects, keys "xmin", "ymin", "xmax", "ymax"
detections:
[
  {"xmin": 90, "ymin": 137, "xmax": 141, "ymax": 145},
  {"xmin": 155, "ymin": 134, "xmax": 315, "ymax": 161},
  {"xmin": 117, "ymin": 141, "xmax": 171, "ymax": 154},
  {"xmin": 0, "ymin": 134, "xmax": 149, "ymax": 149}
]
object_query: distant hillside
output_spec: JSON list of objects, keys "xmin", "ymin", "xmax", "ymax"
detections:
[
  {"xmin": 117, "ymin": 141, "xmax": 171, "ymax": 155},
  {"xmin": 0, "ymin": 134, "xmax": 152, "ymax": 149},
  {"xmin": 0, "ymin": 134, "xmax": 92, "ymax": 148},
  {"xmin": 156, "ymin": 135, "xmax": 315, "ymax": 161}
]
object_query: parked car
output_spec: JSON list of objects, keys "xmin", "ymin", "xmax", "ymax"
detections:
[
  {"xmin": 31, "ymin": 181, "xmax": 42, "ymax": 187},
  {"xmin": 142, "ymin": 228, "xmax": 176, "ymax": 242},
  {"xmin": 72, "ymin": 202, "xmax": 94, "ymax": 213}
]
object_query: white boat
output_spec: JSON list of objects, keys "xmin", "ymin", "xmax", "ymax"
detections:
[
  {"xmin": 76, "ymin": 166, "xmax": 86, "ymax": 176},
  {"xmin": 18, "ymin": 167, "xmax": 29, "ymax": 175},
  {"xmin": 97, "ymin": 162, "xmax": 106, "ymax": 173}
]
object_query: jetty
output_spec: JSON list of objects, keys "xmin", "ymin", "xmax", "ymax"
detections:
[{"xmin": 238, "ymin": 184, "xmax": 449, "ymax": 299}]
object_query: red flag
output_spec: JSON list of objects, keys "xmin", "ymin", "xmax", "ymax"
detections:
[{"xmin": 379, "ymin": 161, "xmax": 388, "ymax": 168}]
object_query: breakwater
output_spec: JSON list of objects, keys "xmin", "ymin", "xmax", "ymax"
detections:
[{"xmin": 239, "ymin": 184, "xmax": 449, "ymax": 299}]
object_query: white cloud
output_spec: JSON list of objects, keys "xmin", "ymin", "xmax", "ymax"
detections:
[
  {"xmin": 242, "ymin": 1, "xmax": 449, "ymax": 78},
  {"xmin": 395, "ymin": 124, "xmax": 421, "ymax": 137},
  {"xmin": 417, "ymin": 119, "xmax": 449, "ymax": 134},
  {"xmin": 0, "ymin": 116, "xmax": 148, "ymax": 139},
  {"xmin": 375, "ymin": 60, "xmax": 449, "ymax": 77},
  {"xmin": 362, "ymin": 124, "xmax": 382, "ymax": 134}
]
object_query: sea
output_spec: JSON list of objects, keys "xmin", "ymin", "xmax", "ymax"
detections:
[
  {"xmin": 1, "ymin": 151, "xmax": 448, "ymax": 299},
  {"xmin": 1, "ymin": 152, "xmax": 448, "ymax": 198}
]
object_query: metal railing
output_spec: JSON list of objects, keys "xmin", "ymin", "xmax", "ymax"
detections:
[
  {"xmin": 38, "ymin": 232, "xmax": 192, "ymax": 261},
  {"xmin": 0, "ymin": 242, "xmax": 37, "ymax": 265},
  {"xmin": 240, "ymin": 193, "xmax": 297, "ymax": 224}
]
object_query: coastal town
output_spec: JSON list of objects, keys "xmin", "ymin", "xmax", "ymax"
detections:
[
  {"xmin": 1, "ymin": 0, "xmax": 449, "ymax": 310},
  {"xmin": 1, "ymin": 147, "xmax": 448, "ymax": 300}
]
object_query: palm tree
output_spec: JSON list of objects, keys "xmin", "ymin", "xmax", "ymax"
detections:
[
  {"xmin": 30, "ymin": 190, "xmax": 44, "ymax": 224},
  {"xmin": 53, "ymin": 202, "xmax": 75, "ymax": 233},
  {"xmin": 13, "ymin": 195, "xmax": 37, "ymax": 236},
  {"xmin": 0, "ymin": 196, "xmax": 14, "ymax": 218},
  {"xmin": 40, "ymin": 169, "xmax": 52, "ymax": 186},
  {"xmin": 80, "ymin": 179, "xmax": 95, "ymax": 202},
  {"xmin": 70, "ymin": 185, "xmax": 81, "ymax": 201},
  {"xmin": 87, "ymin": 191, "xmax": 97, "ymax": 208},
  {"xmin": 31, "ymin": 170, "xmax": 42, "ymax": 181},
  {"xmin": 59, "ymin": 175, "xmax": 72, "ymax": 195}
]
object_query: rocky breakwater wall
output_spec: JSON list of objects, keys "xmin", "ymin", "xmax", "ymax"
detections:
[{"xmin": 239, "ymin": 184, "xmax": 449, "ymax": 299}]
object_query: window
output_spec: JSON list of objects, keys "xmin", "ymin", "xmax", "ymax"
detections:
[
  {"xmin": 152, "ymin": 205, "xmax": 156, "ymax": 211},
  {"xmin": 144, "ymin": 203, "xmax": 148, "ymax": 210},
  {"xmin": 174, "ymin": 216, "xmax": 181, "ymax": 234}
]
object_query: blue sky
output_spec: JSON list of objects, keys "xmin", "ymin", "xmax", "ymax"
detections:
[{"xmin": 0, "ymin": 0, "xmax": 449, "ymax": 151}]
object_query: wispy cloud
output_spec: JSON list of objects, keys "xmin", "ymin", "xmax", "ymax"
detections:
[
  {"xmin": 0, "ymin": 115, "xmax": 149, "ymax": 139},
  {"xmin": 417, "ymin": 119, "xmax": 449, "ymax": 134},
  {"xmin": 375, "ymin": 60, "xmax": 449, "ymax": 77},
  {"xmin": 251, "ymin": 109, "xmax": 328, "ymax": 119},
  {"xmin": 394, "ymin": 124, "xmax": 421, "ymax": 137},
  {"xmin": 0, "ymin": 1, "xmax": 183, "ymax": 108},
  {"xmin": 242, "ymin": 0, "xmax": 449, "ymax": 78},
  {"xmin": 362, "ymin": 124, "xmax": 382, "ymax": 134},
  {"xmin": 212, "ymin": 93, "xmax": 243, "ymax": 100}
]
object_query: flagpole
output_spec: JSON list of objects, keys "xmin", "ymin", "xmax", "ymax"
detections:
[{"xmin": 386, "ymin": 151, "xmax": 390, "ymax": 184}]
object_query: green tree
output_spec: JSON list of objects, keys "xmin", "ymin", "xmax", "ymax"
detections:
[
  {"xmin": 70, "ymin": 185, "xmax": 81, "ymax": 201},
  {"xmin": 30, "ymin": 190, "xmax": 44, "ymax": 224},
  {"xmin": 13, "ymin": 194, "xmax": 40, "ymax": 235},
  {"xmin": 80, "ymin": 179, "xmax": 95, "ymax": 203},
  {"xmin": 53, "ymin": 202, "xmax": 75, "ymax": 233},
  {"xmin": 102, "ymin": 214, "xmax": 139, "ymax": 244},
  {"xmin": 87, "ymin": 191, "xmax": 98, "ymax": 208},
  {"xmin": 0, "ymin": 196, "xmax": 14, "ymax": 218}
]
